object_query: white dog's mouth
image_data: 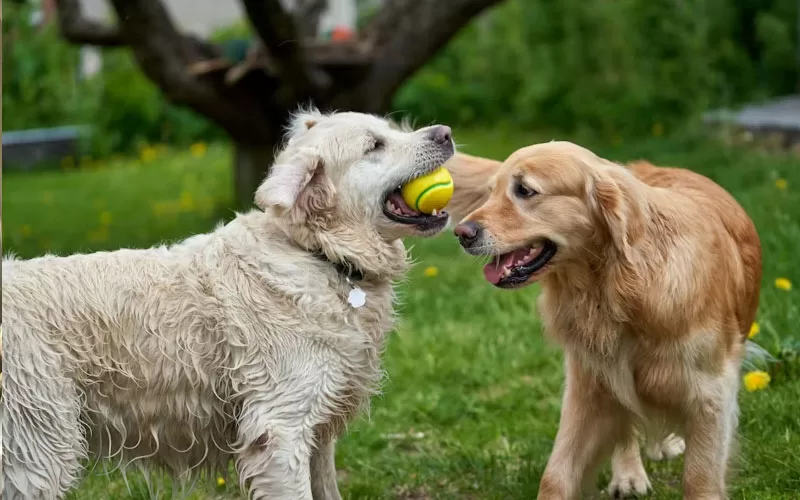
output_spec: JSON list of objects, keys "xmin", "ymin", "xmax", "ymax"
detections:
[{"xmin": 382, "ymin": 187, "xmax": 449, "ymax": 232}]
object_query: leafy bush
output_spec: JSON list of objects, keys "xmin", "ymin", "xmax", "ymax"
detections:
[
  {"xmin": 2, "ymin": 2, "xmax": 101, "ymax": 131},
  {"xmin": 394, "ymin": 0, "xmax": 799, "ymax": 137},
  {"xmin": 87, "ymin": 50, "xmax": 224, "ymax": 156},
  {"xmin": 4, "ymin": 0, "xmax": 797, "ymax": 156},
  {"xmin": 2, "ymin": 2, "xmax": 225, "ymax": 156}
]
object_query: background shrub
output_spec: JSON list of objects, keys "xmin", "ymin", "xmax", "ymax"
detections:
[
  {"xmin": 3, "ymin": 0, "xmax": 797, "ymax": 156},
  {"xmin": 394, "ymin": 0, "xmax": 798, "ymax": 137}
]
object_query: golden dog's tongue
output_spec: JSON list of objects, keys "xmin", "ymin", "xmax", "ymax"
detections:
[
  {"xmin": 483, "ymin": 247, "xmax": 544, "ymax": 284},
  {"xmin": 483, "ymin": 249, "xmax": 528, "ymax": 284}
]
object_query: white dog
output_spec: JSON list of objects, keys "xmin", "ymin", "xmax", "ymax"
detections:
[{"xmin": 1, "ymin": 109, "xmax": 455, "ymax": 499}]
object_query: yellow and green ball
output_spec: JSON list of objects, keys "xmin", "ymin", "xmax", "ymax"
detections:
[{"xmin": 400, "ymin": 167, "xmax": 454, "ymax": 214}]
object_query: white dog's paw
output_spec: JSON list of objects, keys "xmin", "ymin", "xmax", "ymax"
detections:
[
  {"xmin": 607, "ymin": 466, "xmax": 652, "ymax": 498},
  {"xmin": 645, "ymin": 433, "xmax": 685, "ymax": 461}
]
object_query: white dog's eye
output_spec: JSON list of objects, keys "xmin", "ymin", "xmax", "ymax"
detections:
[{"xmin": 366, "ymin": 137, "xmax": 385, "ymax": 153}]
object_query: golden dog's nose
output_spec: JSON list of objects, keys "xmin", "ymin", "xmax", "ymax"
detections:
[{"xmin": 454, "ymin": 221, "xmax": 481, "ymax": 247}]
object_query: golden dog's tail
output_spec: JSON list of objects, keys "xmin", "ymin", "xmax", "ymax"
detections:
[
  {"xmin": 444, "ymin": 153, "xmax": 501, "ymax": 223},
  {"xmin": 743, "ymin": 340, "xmax": 775, "ymax": 371}
]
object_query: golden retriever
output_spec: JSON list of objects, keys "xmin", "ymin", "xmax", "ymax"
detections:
[{"xmin": 448, "ymin": 142, "xmax": 762, "ymax": 499}]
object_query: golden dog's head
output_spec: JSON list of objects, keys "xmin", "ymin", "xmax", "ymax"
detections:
[{"xmin": 454, "ymin": 141, "xmax": 646, "ymax": 288}]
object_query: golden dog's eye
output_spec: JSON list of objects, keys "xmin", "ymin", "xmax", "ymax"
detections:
[{"xmin": 514, "ymin": 182, "xmax": 537, "ymax": 199}]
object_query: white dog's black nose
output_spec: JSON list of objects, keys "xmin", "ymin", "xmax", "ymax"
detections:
[{"xmin": 428, "ymin": 125, "xmax": 452, "ymax": 145}]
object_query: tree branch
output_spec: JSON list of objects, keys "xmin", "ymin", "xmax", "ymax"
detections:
[
  {"xmin": 334, "ymin": 0, "xmax": 505, "ymax": 112},
  {"xmin": 54, "ymin": 0, "xmax": 125, "ymax": 47},
  {"xmin": 107, "ymin": 0, "xmax": 279, "ymax": 143},
  {"xmin": 240, "ymin": 0, "xmax": 329, "ymax": 100},
  {"xmin": 293, "ymin": 0, "xmax": 327, "ymax": 39}
]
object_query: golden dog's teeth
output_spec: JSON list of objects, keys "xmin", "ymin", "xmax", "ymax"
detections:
[
  {"xmin": 431, "ymin": 208, "xmax": 438, "ymax": 216},
  {"xmin": 502, "ymin": 268, "xmax": 511, "ymax": 278}
]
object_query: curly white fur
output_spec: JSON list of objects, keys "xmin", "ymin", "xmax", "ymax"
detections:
[{"xmin": 1, "ymin": 109, "xmax": 454, "ymax": 500}]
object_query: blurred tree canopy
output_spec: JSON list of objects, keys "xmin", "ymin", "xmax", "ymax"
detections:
[
  {"xmin": 3, "ymin": 0, "xmax": 798, "ymax": 200},
  {"xmin": 45, "ymin": 0, "xmax": 506, "ymax": 207},
  {"xmin": 396, "ymin": 0, "xmax": 799, "ymax": 136}
]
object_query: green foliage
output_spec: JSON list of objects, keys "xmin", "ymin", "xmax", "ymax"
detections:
[
  {"xmin": 2, "ymin": 2, "xmax": 102, "ymax": 130},
  {"xmin": 87, "ymin": 51, "xmax": 224, "ymax": 156},
  {"xmin": 4, "ymin": 0, "xmax": 798, "ymax": 156},
  {"xmin": 394, "ymin": 0, "xmax": 799, "ymax": 137},
  {"xmin": 2, "ymin": 2, "xmax": 226, "ymax": 155}
]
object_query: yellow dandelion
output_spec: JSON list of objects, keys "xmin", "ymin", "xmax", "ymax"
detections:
[
  {"xmin": 140, "ymin": 146, "xmax": 158, "ymax": 163},
  {"xmin": 775, "ymin": 178, "xmax": 788, "ymax": 191},
  {"xmin": 179, "ymin": 191, "xmax": 195, "ymax": 211},
  {"xmin": 743, "ymin": 370, "xmax": 770, "ymax": 392},
  {"xmin": 190, "ymin": 142, "xmax": 208, "ymax": 158},
  {"xmin": 652, "ymin": 122, "xmax": 664, "ymax": 137},
  {"xmin": 216, "ymin": 476, "xmax": 226, "ymax": 487},
  {"xmin": 775, "ymin": 278, "xmax": 792, "ymax": 291},
  {"xmin": 423, "ymin": 266, "xmax": 439, "ymax": 278},
  {"xmin": 99, "ymin": 211, "xmax": 113, "ymax": 226},
  {"xmin": 748, "ymin": 322, "xmax": 759, "ymax": 339},
  {"xmin": 21, "ymin": 224, "xmax": 32, "ymax": 237}
]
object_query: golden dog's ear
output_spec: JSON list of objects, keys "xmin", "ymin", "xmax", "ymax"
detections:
[
  {"xmin": 591, "ymin": 170, "xmax": 646, "ymax": 261},
  {"xmin": 255, "ymin": 148, "xmax": 335, "ymax": 219}
]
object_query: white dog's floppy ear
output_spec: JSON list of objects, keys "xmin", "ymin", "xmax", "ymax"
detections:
[
  {"xmin": 255, "ymin": 148, "xmax": 320, "ymax": 210},
  {"xmin": 286, "ymin": 107, "xmax": 324, "ymax": 144},
  {"xmin": 255, "ymin": 148, "xmax": 335, "ymax": 219}
]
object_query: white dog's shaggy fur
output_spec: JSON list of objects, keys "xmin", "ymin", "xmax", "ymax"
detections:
[{"xmin": 1, "ymin": 109, "xmax": 455, "ymax": 499}]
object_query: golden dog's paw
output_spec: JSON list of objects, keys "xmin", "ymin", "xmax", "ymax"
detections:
[
  {"xmin": 645, "ymin": 433, "xmax": 685, "ymax": 461},
  {"xmin": 607, "ymin": 466, "xmax": 652, "ymax": 498}
]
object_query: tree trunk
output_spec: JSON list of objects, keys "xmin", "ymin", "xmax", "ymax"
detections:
[
  {"xmin": 233, "ymin": 144, "xmax": 277, "ymax": 211},
  {"xmin": 55, "ymin": 0, "xmax": 507, "ymax": 207}
]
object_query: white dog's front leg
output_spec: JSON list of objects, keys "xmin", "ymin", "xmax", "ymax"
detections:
[
  {"xmin": 236, "ymin": 424, "xmax": 314, "ymax": 500},
  {"xmin": 311, "ymin": 436, "xmax": 342, "ymax": 500}
]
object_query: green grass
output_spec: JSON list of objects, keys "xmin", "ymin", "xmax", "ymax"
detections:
[{"xmin": 4, "ymin": 130, "xmax": 800, "ymax": 499}]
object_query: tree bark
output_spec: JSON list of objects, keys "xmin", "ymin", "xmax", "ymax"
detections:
[{"xmin": 233, "ymin": 144, "xmax": 278, "ymax": 212}]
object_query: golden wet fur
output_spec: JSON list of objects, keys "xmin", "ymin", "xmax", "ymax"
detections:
[{"xmin": 447, "ymin": 142, "xmax": 762, "ymax": 499}]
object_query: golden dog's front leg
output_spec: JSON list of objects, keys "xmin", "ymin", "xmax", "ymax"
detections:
[
  {"xmin": 608, "ymin": 433, "xmax": 651, "ymax": 498},
  {"xmin": 538, "ymin": 355, "xmax": 630, "ymax": 500}
]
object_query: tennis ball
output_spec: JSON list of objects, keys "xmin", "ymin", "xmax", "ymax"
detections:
[{"xmin": 401, "ymin": 167, "xmax": 454, "ymax": 214}]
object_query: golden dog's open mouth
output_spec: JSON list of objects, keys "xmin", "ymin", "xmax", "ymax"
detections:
[{"xmin": 483, "ymin": 240, "xmax": 557, "ymax": 287}]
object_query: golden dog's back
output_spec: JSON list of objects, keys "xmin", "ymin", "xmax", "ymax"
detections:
[{"xmin": 628, "ymin": 161, "xmax": 762, "ymax": 340}]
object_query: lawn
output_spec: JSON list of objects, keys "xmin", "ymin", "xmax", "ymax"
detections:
[{"xmin": 3, "ymin": 129, "xmax": 800, "ymax": 499}]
